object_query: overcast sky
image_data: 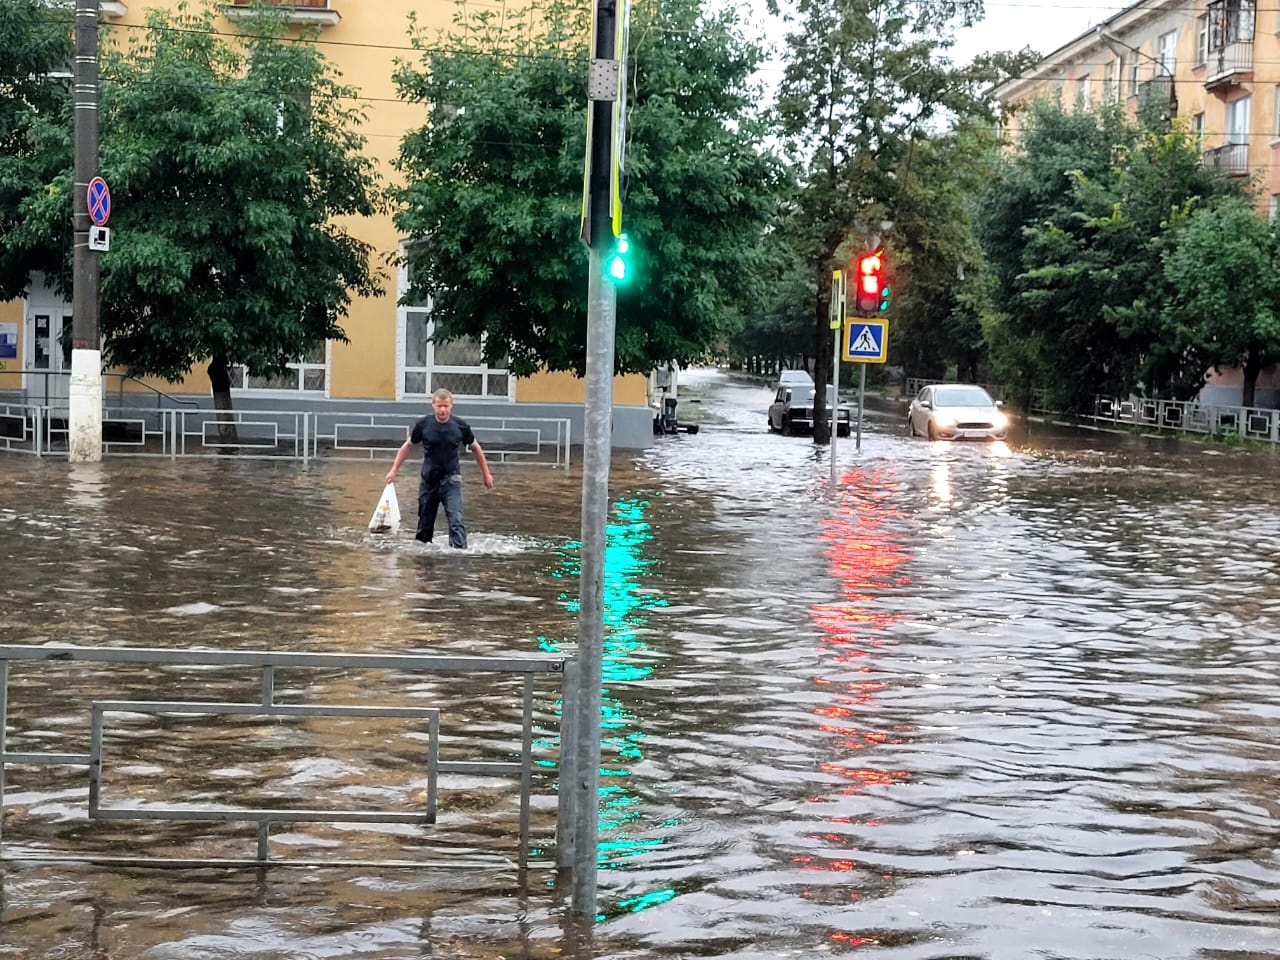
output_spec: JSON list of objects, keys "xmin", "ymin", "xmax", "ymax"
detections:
[{"xmin": 950, "ymin": 0, "xmax": 1133, "ymax": 63}]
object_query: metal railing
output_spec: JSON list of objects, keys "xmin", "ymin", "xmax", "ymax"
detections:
[
  {"xmin": 1093, "ymin": 396, "xmax": 1280, "ymax": 444},
  {"xmin": 0, "ymin": 405, "xmax": 574, "ymax": 466},
  {"xmin": 1203, "ymin": 142, "xmax": 1249, "ymax": 177},
  {"xmin": 0, "ymin": 644, "xmax": 573, "ymax": 869},
  {"xmin": 4, "ymin": 369, "xmax": 197, "ymax": 411}
]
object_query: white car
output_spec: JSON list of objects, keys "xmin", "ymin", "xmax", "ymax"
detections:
[{"xmin": 907, "ymin": 383, "xmax": 1008, "ymax": 441}]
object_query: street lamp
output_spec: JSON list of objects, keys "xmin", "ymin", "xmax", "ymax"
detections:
[{"xmin": 1096, "ymin": 25, "xmax": 1178, "ymax": 118}]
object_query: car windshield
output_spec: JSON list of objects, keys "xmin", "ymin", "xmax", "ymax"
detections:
[
  {"xmin": 787, "ymin": 385, "xmax": 839, "ymax": 404},
  {"xmin": 934, "ymin": 386, "xmax": 993, "ymax": 407}
]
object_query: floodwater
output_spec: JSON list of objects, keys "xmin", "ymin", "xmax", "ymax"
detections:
[{"xmin": 2, "ymin": 368, "xmax": 1280, "ymax": 959}]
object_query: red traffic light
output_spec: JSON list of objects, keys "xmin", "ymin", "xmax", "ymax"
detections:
[{"xmin": 853, "ymin": 249, "xmax": 885, "ymax": 314}]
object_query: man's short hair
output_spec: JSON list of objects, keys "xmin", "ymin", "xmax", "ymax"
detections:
[{"xmin": 432, "ymin": 388, "xmax": 454, "ymax": 403}]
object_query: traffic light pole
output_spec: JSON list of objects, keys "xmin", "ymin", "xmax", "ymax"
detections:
[
  {"xmin": 69, "ymin": 0, "xmax": 103, "ymax": 462},
  {"xmin": 569, "ymin": 0, "xmax": 622, "ymax": 924},
  {"xmin": 830, "ymin": 304, "xmax": 840, "ymax": 488}
]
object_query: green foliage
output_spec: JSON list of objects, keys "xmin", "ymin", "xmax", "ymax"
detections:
[
  {"xmin": 393, "ymin": 0, "xmax": 783, "ymax": 377},
  {"xmin": 0, "ymin": 0, "xmax": 73, "ymax": 301},
  {"xmin": 975, "ymin": 98, "xmax": 1247, "ymax": 412},
  {"xmin": 1162, "ymin": 195, "xmax": 1280, "ymax": 404},
  {"xmin": 86, "ymin": 5, "xmax": 383, "ymax": 387},
  {"xmin": 729, "ymin": 218, "xmax": 817, "ymax": 367},
  {"xmin": 888, "ymin": 121, "xmax": 1002, "ymax": 381}
]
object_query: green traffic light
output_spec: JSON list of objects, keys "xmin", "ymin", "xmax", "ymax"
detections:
[
  {"xmin": 879, "ymin": 284, "xmax": 890, "ymax": 312},
  {"xmin": 607, "ymin": 234, "xmax": 630, "ymax": 282}
]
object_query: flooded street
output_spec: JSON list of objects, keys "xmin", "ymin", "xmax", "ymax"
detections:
[{"xmin": 3, "ymin": 368, "xmax": 1280, "ymax": 958}]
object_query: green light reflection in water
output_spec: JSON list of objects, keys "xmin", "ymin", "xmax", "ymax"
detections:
[{"xmin": 537, "ymin": 497, "xmax": 677, "ymax": 912}]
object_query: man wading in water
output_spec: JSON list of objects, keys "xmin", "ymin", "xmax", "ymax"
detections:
[{"xmin": 385, "ymin": 389, "xmax": 494, "ymax": 548}]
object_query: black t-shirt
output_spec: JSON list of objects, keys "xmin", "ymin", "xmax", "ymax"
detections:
[{"xmin": 410, "ymin": 415, "xmax": 475, "ymax": 483}]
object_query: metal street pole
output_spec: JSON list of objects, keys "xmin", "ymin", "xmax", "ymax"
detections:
[
  {"xmin": 70, "ymin": 0, "xmax": 103, "ymax": 462},
  {"xmin": 830, "ymin": 314, "xmax": 840, "ymax": 487},
  {"xmin": 571, "ymin": 0, "xmax": 623, "ymax": 922}
]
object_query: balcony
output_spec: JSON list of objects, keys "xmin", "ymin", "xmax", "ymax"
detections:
[
  {"xmin": 224, "ymin": 1, "xmax": 340, "ymax": 27},
  {"xmin": 1203, "ymin": 142, "xmax": 1249, "ymax": 177},
  {"xmin": 1204, "ymin": 40, "xmax": 1253, "ymax": 92},
  {"xmin": 1136, "ymin": 76, "xmax": 1177, "ymax": 117}
]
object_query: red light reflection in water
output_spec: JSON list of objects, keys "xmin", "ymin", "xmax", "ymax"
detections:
[{"xmin": 807, "ymin": 468, "xmax": 914, "ymax": 943}]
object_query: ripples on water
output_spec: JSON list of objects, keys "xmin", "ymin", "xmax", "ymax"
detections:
[{"xmin": 3, "ymin": 371, "xmax": 1280, "ymax": 958}]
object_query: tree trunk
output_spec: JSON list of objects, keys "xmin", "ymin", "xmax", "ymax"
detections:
[
  {"xmin": 812, "ymin": 262, "xmax": 831, "ymax": 445},
  {"xmin": 207, "ymin": 352, "xmax": 240, "ymax": 449},
  {"xmin": 1242, "ymin": 345, "xmax": 1262, "ymax": 410}
]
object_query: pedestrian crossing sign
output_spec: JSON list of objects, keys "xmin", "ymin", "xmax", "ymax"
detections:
[{"xmin": 844, "ymin": 318, "xmax": 888, "ymax": 363}]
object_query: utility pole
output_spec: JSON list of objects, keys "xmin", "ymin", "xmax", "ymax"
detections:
[
  {"xmin": 69, "ymin": 0, "xmax": 103, "ymax": 462},
  {"xmin": 569, "ymin": 0, "xmax": 627, "ymax": 923}
]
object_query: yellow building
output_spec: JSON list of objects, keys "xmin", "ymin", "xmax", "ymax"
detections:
[
  {"xmin": 995, "ymin": 0, "xmax": 1280, "ymax": 213},
  {"xmin": 0, "ymin": 0, "xmax": 655, "ymax": 447}
]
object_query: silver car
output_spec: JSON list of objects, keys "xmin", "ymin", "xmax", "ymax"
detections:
[
  {"xmin": 907, "ymin": 383, "xmax": 1008, "ymax": 441},
  {"xmin": 769, "ymin": 383, "xmax": 852, "ymax": 437}
]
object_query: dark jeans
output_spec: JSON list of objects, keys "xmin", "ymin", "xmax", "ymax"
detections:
[{"xmin": 416, "ymin": 474, "xmax": 466, "ymax": 548}]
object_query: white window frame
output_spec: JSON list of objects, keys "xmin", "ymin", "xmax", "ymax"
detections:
[
  {"xmin": 1197, "ymin": 14, "xmax": 1210, "ymax": 63},
  {"xmin": 395, "ymin": 240, "xmax": 514, "ymax": 402},
  {"xmin": 1226, "ymin": 94, "xmax": 1251, "ymax": 143},
  {"xmin": 1128, "ymin": 60, "xmax": 1142, "ymax": 96},
  {"xmin": 1193, "ymin": 111, "xmax": 1206, "ymax": 144},
  {"xmin": 1158, "ymin": 30, "xmax": 1177, "ymax": 75},
  {"xmin": 1270, "ymin": 194, "xmax": 1280, "ymax": 221},
  {"xmin": 231, "ymin": 342, "xmax": 331, "ymax": 396}
]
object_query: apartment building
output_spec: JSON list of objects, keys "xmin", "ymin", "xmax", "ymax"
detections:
[
  {"xmin": 995, "ymin": 0, "xmax": 1280, "ymax": 214},
  {"xmin": 994, "ymin": 0, "xmax": 1280, "ymax": 407},
  {"xmin": 0, "ymin": 0, "xmax": 655, "ymax": 447}
]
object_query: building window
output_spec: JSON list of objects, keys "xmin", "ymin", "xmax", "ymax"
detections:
[
  {"xmin": 1193, "ymin": 111, "xmax": 1206, "ymax": 144},
  {"xmin": 397, "ymin": 243, "xmax": 512, "ymax": 400},
  {"xmin": 1129, "ymin": 60, "xmax": 1141, "ymax": 96},
  {"xmin": 1270, "ymin": 194, "xmax": 1280, "ymax": 220},
  {"xmin": 1227, "ymin": 95, "xmax": 1251, "ymax": 143},
  {"xmin": 231, "ymin": 342, "xmax": 328, "ymax": 392},
  {"xmin": 1104, "ymin": 59, "xmax": 1119, "ymax": 101},
  {"xmin": 1078, "ymin": 74, "xmax": 1092, "ymax": 108},
  {"xmin": 1197, "ymin": 14, "xmax": 1210, "ymax": 63},
  {"xmin": 1274, "ymin": 85, "xmax": 1280, "ymax": 138},
  {"xmin": 1158, "ymin": 30, "xmax": 1177, "ymax": 75}
]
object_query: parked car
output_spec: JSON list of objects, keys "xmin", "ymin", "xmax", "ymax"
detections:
[
  {"xmin": 769, "ymin": 383, "xmax": 852, "ymax": 437},
  {"xmin": 907, "ymin": 383, "xmax": 1008, "ymax": 441}
]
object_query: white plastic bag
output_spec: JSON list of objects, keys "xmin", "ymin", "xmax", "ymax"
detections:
[{"xmin": 368, "ymin": 482, "xmax": 401, "ymax": 534}]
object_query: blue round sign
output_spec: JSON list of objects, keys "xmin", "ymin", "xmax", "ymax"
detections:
[{"xmin": 87, "ymin": 177, "xmax": 111, "ymax": 227}]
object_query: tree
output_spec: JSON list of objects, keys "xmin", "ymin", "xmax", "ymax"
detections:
[
  {"xmin": 47, "ymin": 6, "xmax": 381, "ymax": 413},
  {"xmin": 0, "ymin": 0, "xmax": 73, "ymax": 301},
  {"xmin": 768, "ymin": 0, "xmax": 1032, "ymax": 442},
  {"xmin": 976, "ymin": 98, "xmax": 1245, "ymax": 412},
  {"xmin": 1163, "ymin": 196, "xmax": 1280, "ymax": 408},
  {"xmin": 888, "ymin": 122, "xmax": 1001, "ymax": 383},
  {"xmin": 393, "ymin": 0, "xmax": 783, "ymax": 378}
]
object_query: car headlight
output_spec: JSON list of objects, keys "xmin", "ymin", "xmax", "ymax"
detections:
[
  {"xmin": 992, "ymin": 411, "xmax": 1008, "ymax": 429},
  {"xmin": 935, "ymin": 414, "xmax": 957, "ymax": 428}
]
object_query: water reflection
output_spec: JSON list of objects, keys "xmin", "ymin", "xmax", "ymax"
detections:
[
  {"xmin": 802, "ymin": 468, "xmax": 913, "ymax": 946},
  {"xmin": 5, "ymin": 370, "xmax": 1280, "ymax": 958},
  {"xmin": 539, "ymin": 497, "xmax": 669, "ymax": 891}
]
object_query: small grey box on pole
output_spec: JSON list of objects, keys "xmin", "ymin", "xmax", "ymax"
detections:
[{"xmin": 70, "ymin": 0, "xmax": 104, "ymax": 463}]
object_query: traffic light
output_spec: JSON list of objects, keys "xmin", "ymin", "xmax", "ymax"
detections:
[
  {"xmin": 607, "ymin": 233, "xmax": 631, "ymax": 282},
  {"xmin": 853, "ymin": 249, "xmax": 885, "ymax": 315}
]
